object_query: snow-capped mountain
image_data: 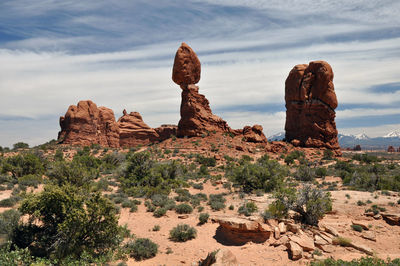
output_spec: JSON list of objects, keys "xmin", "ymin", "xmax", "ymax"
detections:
[
  {"xmin": 268, "ymin": 132, "xmax": 285, "ymax": 141},
  {"xmin": 269, "ymin": 132, "xmax": 400, "ymax": 149},
  {"xmin": 354, "ymin": 133, "xmax": 370, "ymax": 140},
  {"xmin": 383, "ymin": 131, "xmax": 400, "ymax": 138}
]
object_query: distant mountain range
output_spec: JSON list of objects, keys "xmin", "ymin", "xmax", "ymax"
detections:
[{"xmin": 268, "ymin": 131, "xmax": 400, "ymax": 150}]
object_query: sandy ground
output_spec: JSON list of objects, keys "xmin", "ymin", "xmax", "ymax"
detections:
[{"xmin": 114, "ymin": 181, "xmax": 400, "ymax": 265}]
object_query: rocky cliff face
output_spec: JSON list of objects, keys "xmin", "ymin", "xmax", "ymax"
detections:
[
  {"xmin": 58, "ymin": 100, "xmax": 120, "ymax": 147},
  {"xmin": 284, "ymin": 61, "xmax": 340, "ymax": 154}
]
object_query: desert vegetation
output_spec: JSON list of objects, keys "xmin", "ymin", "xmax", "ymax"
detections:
[{"xmin": 0, "ymin": 140, "xmax": 400, "ymax": 265}]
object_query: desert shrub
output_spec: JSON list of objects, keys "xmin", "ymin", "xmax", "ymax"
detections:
[
  {"xmin": 310, "ymin": 256, "xmax": 400, "ymax": 266},
  {"xmin": 332, "ymin": 237, "xmax": 352, "ymax": 247},
  {"xmin": 2, "ymin": 153, "xmax": 45, "ymax": 178},
  {"xmin": 17, "ymin": 174, "xmax": 42, "ymax": 187},
  {"xmin": 284, "ymin": 150, "xmax": 305, "ymax": 165},
  {"xmin": 323, "ymin": 149, "xmax": 334, "ymax": 160},
  {"xmin": 238, "ymin": 201, "xmax": 258, "ymax": 216},
  {"xmin": 12, "ymin": 142, "xmax": 29, "ymax": 150},
  {"xmin": 174, "ymin": 188, "xmax": 191, "ymax": 202},
  {"xmin": 226, "ymin": 154, "xmax": 288, "ymax": 193},
  {"xmin": 120, "ymin": 152, "xmax": 186, "ymax": 197},
  {"xmin": 153, "ymin": 207, "xmax": 167, "ymax": 218},
  {"xmin": 208, "ymin": 194, "xmax": 226, "ymax": 211},
  {"xmin": 152, "ymin": 225, "xmax": 161, "ymax": 231},
  {"xmin": 192, "ymin": 183, "xmax": 204, "ymax": 190},
  {"xmin": 269, "ymin": 185, "xmax": 332, "ymax": 225},
  {"xmin": 0, "ymin": 209, "xmax": 20, "ymax": 243},
  {"xmin": 197, "ymin": 206, "xmax": 204, "ymax": 212},
  {"xmin": 14, "ymin": 184, "xmax": 122, "ymax": 260},
  {"xmin": 125, "ymin": 238, "xmax": 158, "ymax": 261},
  {"xmin": 315, "ymin": 167, "xmax": 327, "ymax": 178},
  {"xmin": 357, "ymin": 200, "xmax": 366, "ymax": 206},
  {"xmin": 351, "ymin": 224, "xmax": 363, "ymax": 232},
  {"xmin": 196, "ymin": 155, "xmax": 216, "ymax": 167},
  {"xmin": 352, "ymin": 153, "xmax": 380, "ymax": 164},
  {"xmin": 194, "ymin": 193, "xmax": 208, "ymax": 202},
  {"xmin": 169, "ymin": 224, "xmax": 197, "ymax": 242},
  {"xmin": 145, "ymin": 200, "xmax": 156, "ymax": 212},
  {"xmin": 47, "ymin": 160, "xmax": 98, "ymax": 186},
  {"xmin": 198, "ymin": 213, "xmax": 209, "ymax": 225},
  {"xmin": 175, "ymin": 203, "xmax": 193, "ymax": 214},
  {"xmin": 101, "ymin": 151, "xmax": 125, "ymax": 171},
  {"xmin": 293, "ymin": 166, "xmax": 314, "ymax": 181},
  {"xmin": 229, "ymin": 205, "xmax": 234, "ymax": 210},
  {"xmin": 54, "ymin": 149, "xmax": 64, "ymax": 161},
  {"xmin": 0, "ymin": 196, "xmax": 19, "ymax": 207}
]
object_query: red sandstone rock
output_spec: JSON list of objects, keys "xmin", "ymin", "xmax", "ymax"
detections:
[
  {"xmin": 177, "ymin": 84, "xmax": 233, "ymax": 137},
  {"xmin": 155, "ymin": 124, "xmax": 177, "ymax": 141},
  {"xmin": 58, "ymin": 100, "xmax": 119, "ymax": 147},
  {"xmin": 172, "ymin": 42, "xmax": 201, "ymax": 88},
  {"xmin": 284, "ymin": 61, "xmax": 340, "ymax": 155},
  {"xmin": 242, "ymin": 125, "xmax": 267, "ymax": 143},
  {"xmin": 118, "ymin": 110, "xmax": 160, "ymax": 147},
  {"xmin": 388, "ymin": 146, "xmax": 395, "ymax": 152}
]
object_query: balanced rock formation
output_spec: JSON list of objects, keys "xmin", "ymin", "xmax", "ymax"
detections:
[
  {"xmin": 284, "ymin": 61, "xmax": 340, "ymax": 154},
  {"xmin": 118, "ymin": 110, "xmax": 160, "ymax": 147},
  {"xmin": 58, "ymin": 100, "xmax": 120, "ymax": 147},
  {"xmin": 173, "ymin": 43, "xmax": 267, "ymax": 142}
]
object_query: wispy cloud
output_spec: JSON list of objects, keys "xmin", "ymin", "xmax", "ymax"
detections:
[{"xmin": 0, "ymin": 0, "xmax": 399, "ymax": 147}]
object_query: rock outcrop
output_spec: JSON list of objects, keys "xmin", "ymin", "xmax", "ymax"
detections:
[
  {"xmin": 58, "ymin": 102, "xmax": 177, "ymax": 147},
  {"xmin": 212, "ymin": 216, "xmax": 271, "ymax": 245},
  {"xmin": 177, "ymin": 84, "xmax": 233, "ymax": 137},
  {"xmin": 199, "ymin": 249, "xmax": 239, "ymax": 266},
  {"xmin": 58, "ymin": 100, "xmax": 120, "ymax": 147},
  {"xmin": 118, "ymin": 110, "xmax": 160, "ymax": 147},
  {"xmin": 284, "ymin": 61, "xmax": 340, "ymax": 155}
]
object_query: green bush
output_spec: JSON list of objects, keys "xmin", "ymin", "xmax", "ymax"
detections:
[
  {"xmin": 351, "ymin": 224, "xmax": 363, "ymax": 232},
  {"xmin": 315, "ymin": 167, "xmax": 327, "ymax": 178},
  {"xmin": 198, "ymin": 213, "xmax": 209, "ymax": 225},
  {"xmin": 226, "ymin": 154, "xmax": 287, "ymax": 193},
  {"xmin": 169, "ymin": 224, "xmax": 197, "ymax": 242},
  {"xmin": 17, "ymin": 174, "xmax": 42, "ymax": 187},
  {"xmin": 238, "ymin": 201, "xmax": 258, "ymax": 216},
  {"xmin": 13, "ymin": 142, "xmax": 29, "ymax": 150},
  {"xmin": 175, "ymin": 203, "xmax": 193, "ymax": 214},
  {"xmin": 208, "ymin": 194, "xmax": 226, "ymax": 211},
  {"xmin": 0, "ymin": 196, "xmax": 19, "ymax": 207},
  {"xmin": 2, "ymin": 153, "xmax": 45, "ymax": 178},
  {"xmin": 284, "ymin": 150, "xmax": 304, "ymax": 165},
  {"xmin": 0, "ymin": 209, "xmax": 20, "ymax": 243},
  {"xmin": 119, "ymin": 152, "xmax": 186, "ymax": 197},
  {"xmin": 14, "ymin": 184, "xmax": 122, "ymax": 260},
  {"xmin": 270, "ymin": 185, "xmax": 332, "ymax": 225},
  {"xmin": 196, "ymin": 155, "xmax": 216, "ymax": 167},
  {"xmin": 153, "ymin": 207, "xmax": 167, "ymax": 218},
  {"xmin": 125, "ymin": 238, "xmax": 158, "ymax": 261},
  {"xmin": 293, "ymin": 166, "xmax": 314, "ymax": 181},
  {"xmin": 310, "ymin": 256, "xmax": 400, "ymax": 266}
]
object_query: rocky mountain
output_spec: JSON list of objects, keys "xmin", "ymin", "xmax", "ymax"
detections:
[{"xmin": 338, "ymin": 133, "xmax": 400, "ymax": 150}]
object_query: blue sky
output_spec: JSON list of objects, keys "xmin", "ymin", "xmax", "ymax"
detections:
[{"xmin": 0, "ymin": 0, "xmax": 400, "ymax": 147}]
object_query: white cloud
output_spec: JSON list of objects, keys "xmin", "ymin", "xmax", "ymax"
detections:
[{"xmin": 1, "ymin": 0, "xmax": 400, "ymax": 147}]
